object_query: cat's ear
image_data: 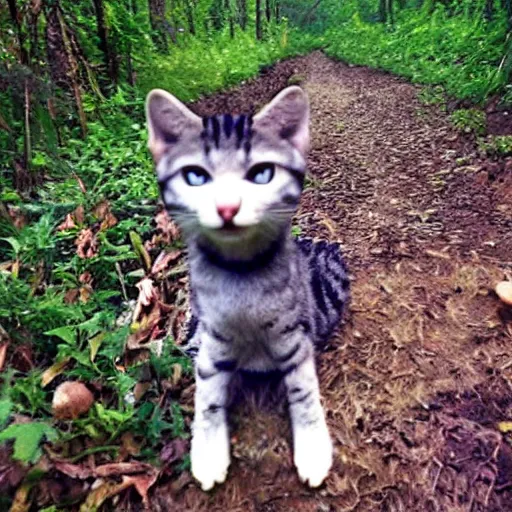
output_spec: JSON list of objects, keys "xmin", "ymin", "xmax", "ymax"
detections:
[
  {"xmin": 146, "ymin": 89, "xmax": 202, "ymax": 162},
  {"xmin": 253, "ymin": 86, "xmax": 310, "ymax": 156}
]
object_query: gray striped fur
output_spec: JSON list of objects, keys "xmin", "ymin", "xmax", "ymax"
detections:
[{"xmin": 146, "ymin": 86, "xmax": 350, "ymax": 491}]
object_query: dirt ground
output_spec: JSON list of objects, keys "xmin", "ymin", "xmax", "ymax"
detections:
[{"xmin": 146, "ymin": 52, "xmax": 512, "ymax": 511}]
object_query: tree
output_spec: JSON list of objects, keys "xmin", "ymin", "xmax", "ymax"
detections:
[
  {"xmin": 148, "ymin": 0, "xmax": 169, "ymax": 50},
  {"xmin": 92, "ymin": 0, "xmax": 118, "ymax": 84},
  {"xmin": 256, "ymin": 0, "xmax": 262, "ymax": 39}
]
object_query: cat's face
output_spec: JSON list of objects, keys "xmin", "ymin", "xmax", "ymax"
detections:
[{"xmin": 145, "ymin": 86, "xmax": 310, "ymax": 255}]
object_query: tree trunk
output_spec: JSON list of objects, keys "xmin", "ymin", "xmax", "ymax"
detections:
[
  {"xmin": 256, "ymin": 0, "xmax": 262, "ymax": 39},
  {"xmin": 92, "ymin": 0, "xmax": 117, "ymax": 84},
  {"xmin": 237, "ymin": 0, "xmax": 248, "ymax": 29},
  {"xmin": 379, "ymin": 0, "xmax": 387, "ymax": 22},
  {"xmin": 45, "ymin": 2, "xmax": 87, "ymax": 137},
  {"xmin": 275, "ymin": 0, "xmax": 280, "ymax": 22},
  {"xmin": 265, "ymin": 0, "xmax": 271, "ymax": 22},
  {"xmin": 148, "ymin": 0, "xmax": 168, "ymax": 51},
  {"xmin": 387, "ymin": 0, "xmax": 394, "ymax": 25}
]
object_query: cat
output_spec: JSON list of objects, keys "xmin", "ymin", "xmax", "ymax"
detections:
[{"xmin": 145, "ymin": 86, "xmax": 350, "ymax": 491}]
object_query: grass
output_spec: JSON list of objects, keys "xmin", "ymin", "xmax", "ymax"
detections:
[{"xmin": 322, "ymin": 4, "xmax": 509, "ymax": 102}]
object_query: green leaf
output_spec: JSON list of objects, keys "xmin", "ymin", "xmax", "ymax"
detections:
[
  {"xmin": 0, "ymin": 422, "xmax": 58, "ymax": 463},
  {"xmin": 45, "ymin": 326, "xmax": 77, "ymax": 345},
  {"xmin": 1, "ymin": 237, "xmax": 21, "ymax": 256},
  {"xmin": 0, "ymin": 399, "xmax": 12, "ymax": 428}
]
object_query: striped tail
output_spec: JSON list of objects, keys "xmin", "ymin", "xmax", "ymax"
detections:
[{"xmin": 296, "ymin": 237, "xmax": 350, "ymax": 346}]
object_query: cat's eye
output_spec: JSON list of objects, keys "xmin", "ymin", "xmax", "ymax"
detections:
[
  {"xmin": 182, "ymin": 166, "xmax": 211, "ymax": 186},
  {"xmin": 246, "ymin": 163, "xmax": 275, "ymax": 185}
]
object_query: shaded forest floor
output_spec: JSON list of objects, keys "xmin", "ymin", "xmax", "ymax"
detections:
[{"xmin": 146, "ymin": 52, "xmax": 512, "ymax": 512}]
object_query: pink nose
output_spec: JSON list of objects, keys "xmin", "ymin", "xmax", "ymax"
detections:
[{"xmin": 216, "ymin": 203, "xmax": 240, "ymax": 223}]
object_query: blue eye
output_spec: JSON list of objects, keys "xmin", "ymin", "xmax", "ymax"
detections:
[
  {"xmin": 246, "ymin": 163, "xmax": 275, "ymax": 185},
  {"xmin": 182, "ymin": 166, "xmax": 211, "ymax": 186}
]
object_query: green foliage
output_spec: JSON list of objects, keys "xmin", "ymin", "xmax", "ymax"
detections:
[
  {"xmin": 450, "ymin": 108, "xmax": 486, "ymax": 135},
  {"xmin": 323, "ymin": 4, "xmax": 509, "ymax": 102},
  {"xmin": 479, "ymin": 135, "xmax": 512, "ymax": 157},
  {"xmin": 0, "ymin": 422, "xmax": 58, "ymax": 464}
]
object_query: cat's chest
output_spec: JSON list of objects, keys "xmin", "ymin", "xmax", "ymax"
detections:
[{"xmin": 192, "ymin": 267, "xmax": 296, "ymax": 342}]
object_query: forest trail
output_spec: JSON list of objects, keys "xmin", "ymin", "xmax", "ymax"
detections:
[{"xmin": 151, "ymin": 52, "xmax": 512, "ymax": 511}]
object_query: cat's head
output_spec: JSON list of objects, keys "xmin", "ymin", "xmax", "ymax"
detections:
[{"xmin": 145, "ymin": 86, "xmax": 309, "ymax": 258}]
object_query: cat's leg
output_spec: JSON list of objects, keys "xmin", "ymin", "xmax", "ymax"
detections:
[
  {"xmin": 279, "ymin": 343, "xmax": 333, "ymax": 487},
  {"xmin": 190, "ymin": 332, "xmax": 236, "ymax": 491}
]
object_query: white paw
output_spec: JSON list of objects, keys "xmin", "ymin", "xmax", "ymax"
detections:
[
  {"xmin": 293, "ymin": 422, "xmax": 333, "ymax": 487},
  {"xmin": 191, "ymin": 424, "xmax": 231, "ymax": 491}
]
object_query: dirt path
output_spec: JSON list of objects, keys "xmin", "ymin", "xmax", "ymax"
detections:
[{"xmin": 152, "ymin": 52, "xmax": 512, "ymax": 511}]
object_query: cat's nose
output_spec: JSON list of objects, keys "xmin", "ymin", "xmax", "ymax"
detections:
[{"xmin": 216, "ymin": 202, "xmax": 241, "ymax": 223}]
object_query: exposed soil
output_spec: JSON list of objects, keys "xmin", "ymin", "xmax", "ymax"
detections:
[{"xmin": 149, "ymin": 52, "xmax": 512, "ymax": 511}]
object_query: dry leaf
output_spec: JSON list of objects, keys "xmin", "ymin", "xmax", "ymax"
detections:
[
  {"xmin": 79, "ymin": 478, "xmax": 133, "ymax": 512},
  {"xmin": 122, "ymin": 473, "xmax": 158, "ymax": 508},
  {"xmin": 73, "ymin": 205, "xmax": 85, "ymax": 225},
  {"xmin": 75, "ymin": 229, "xmax": 98, "ymax": 259},
  {"xmin": 151, "ymin": 250, "xmax": 182, "ymax": 275},
  {"xmin": 79, "ymin": 271, "xmax": 93, "ymax": 285},
  {"xmin": 100, "ymin": 212, "xmax": 118, "ymax": 231},
  {"xmin": 9, "ymin": 482, "xmax": 32, "ymax": 512},
  {"xmin": 57, "ymin": 214, "xmax": 77, "ymax": 231},
  {"xmin": 54, "ymin": 461, "xmax": 93, "ymax": 479},
  {"xmin": 0, "ymin": 343, "xmax": 8, "ymax": 372},
  {"xmin": 94, "ymin": 462, "xmax": 154, "ymax": 477},
  {"xmin": 64, "ymin": 289, "xmax": 80, "ymax": 304},
  {"xmin": 160, "ymin": 438, "xmax": 188, "ymax": 467},
  {"xmin": 93, "ymin": 200, "xmax": 110, "ymax": 221},
  {"xmin": 134, "ymin": 382, "xmax": 152, "ymax": 401},
  {"xmin": 79, "ymin": 285, "xmax": 92, "ymax": 303},
  {"xmin": 136, "ymin": 278, "xmax": 159, "ymax": 307},
  {"xmin": 41, "ymin": 357, "xmax": 72, "ymax": 388}
]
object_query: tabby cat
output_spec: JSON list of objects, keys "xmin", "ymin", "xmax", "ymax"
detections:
[{"xmin": 145, "ymin": 86, "xmax": 350, "ymax": 490}]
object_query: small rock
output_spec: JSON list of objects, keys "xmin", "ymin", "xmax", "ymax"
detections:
[
  {"xmin": 52, "ymin": 381, "xmax": 94, "ymax": 419},
  {"xmin": 495, "ymin": 281, "xmax": 512, "ymax": 306}
]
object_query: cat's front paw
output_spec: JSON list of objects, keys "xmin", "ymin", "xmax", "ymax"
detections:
[
  {"xmin": 191, "ymin": 425, "xmax": 231, "ymax": 491},
  {"xmin": 293, "ymin": 422, "xmax": 333, "ymax": 487}
]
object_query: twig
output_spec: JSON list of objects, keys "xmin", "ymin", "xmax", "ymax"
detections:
[{"xmin": 115, "ymin": 262, "xmax": 129, "ymax": 302}]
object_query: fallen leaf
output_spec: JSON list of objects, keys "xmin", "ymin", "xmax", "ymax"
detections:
[
  {"xmin": 93, "ymin": 200, "xmax": 110, "ymax": 221},
  {"xmin": 75, "ymin": 229, "xmax": 98, "ymax": 259},
  {"xmin": 160, "ymin": 438, "xmax": 188, "ymax": 467},
  {"xmin": 54, "ymin": 461, "xmax": 93, "ymax": 479},
  {"xmin": 79, "ymin": 285, "xmax": 92, "ymax": 303},
  {"xmin": 9, "ymin": 482, "xmax": 32, "ymax": 512},
  {"xmin": 134, "ymin": 382, "xmax": 152, "ymax": 401},
  {"xmin": 73, "ymin": 205, "xmax": 85, "ymax": 225},
  {"xmin": 122, "ymin": 473, "xmax": 158, "ymax": 508},
  {"xmin": 0, "ymin": 343, "xmax": 8, "ymax": 372},
  {"xmin": 75, "ymin": 176, "xmax": 87, "ymax": 194},
  {"xmin": 100, "ymin": 212, "xmax": 118, "ymax": 231},
  {"xmin": 155, "ymin": 210, "xmax": 180, "ymax": 243},
  {"xmin": 151, "ymin": 250, "xmax": 182, "ymax": 275},
  {"xmin": 57, "ymin": 213, "xmax": 77, "ymax": 231},
  {"xmin": 41, "ymin": 357, "xmax": 72, "ymax": 388},
  {"xmin": 88, "ymin": 333, "xmax": 104, "ymax": 362},
  {"xmin": 64, "ymin": 289, "xmax": 80, "ymax": 304},
  {"xmin": 136, "ymin": 277, "xmax": 159, "ymax": 307},
  {"xmin": 79, "ymin": 271, "xmax": 93, "ymax": 284},
  {"xmin": 94, "ymin": 461, "xmax": 154, "ymax": 477},
  {"xmin": 79, "ymin": 478, "xmax": 133, "ymax": 512}
]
